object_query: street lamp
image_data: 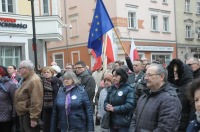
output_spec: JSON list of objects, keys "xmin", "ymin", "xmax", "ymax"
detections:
[{"xmin": 28, "ymin": 0, "xmax": 38, "ymax": 71}]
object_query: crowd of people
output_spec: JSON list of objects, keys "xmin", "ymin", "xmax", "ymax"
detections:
[{"xmin": 1, "ymin": 55, "xmax": 200, "ymax": 132}]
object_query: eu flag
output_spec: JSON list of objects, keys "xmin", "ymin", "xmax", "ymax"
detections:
[{"xmin": 88, "ymin": 0, "xmax": 114, "ymax": 57}]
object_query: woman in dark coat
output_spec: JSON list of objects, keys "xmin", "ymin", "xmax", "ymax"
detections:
[
  {"xmin": 0, "ymin": 66, "xmax": 17, "ymax": 132},
  {"xmin": 167, "ymin": 59, "xmax": 194, "ymax": 132},
  {"xmin": 104, "ymin": 68, "xmax": 135, "ymax": 132},
  {"xmin": 50, "ymin": 71, "xmax": 94, "ymax": 132},
  {"xmin": 41, "ymin": 66, "xmax": 62, "ymax": 132},
  {"xmin": 186, "ymin": 78, "xmax": 200, "ymax": 132}
]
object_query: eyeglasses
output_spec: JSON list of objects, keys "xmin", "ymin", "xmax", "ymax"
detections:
[
  {"xmin": 19, "ymin": 67, "xmax": 26, "ymax": 70},
  {"xmin": 75, "ymin": 67, "xmax": 84, "ymax": 69},
  {"xmin": 188, "ymin": 63, "xmax": 197, "ymax": 66},
  {"xmin": 144, "ymin": 73, "xmax": 160, "ymax": 77}
]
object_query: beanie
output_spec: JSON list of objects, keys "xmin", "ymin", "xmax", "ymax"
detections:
[{"xmin": 51, "ymin": 65, "xmax": 61, "ymax": 73}]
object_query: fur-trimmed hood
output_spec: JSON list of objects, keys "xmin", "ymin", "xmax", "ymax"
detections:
[{"xmin": 167, "ymin": 59, "xmax": 193, "ymax": 87}]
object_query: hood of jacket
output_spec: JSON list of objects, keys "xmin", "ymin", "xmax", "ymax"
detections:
[{"xmin": 167, "ymin": 59, "xmax": 193, "ymax": 87}]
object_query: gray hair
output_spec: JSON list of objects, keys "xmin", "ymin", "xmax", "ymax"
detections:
[
  {"xmin": 188, "ymin": 57, "xmax": 200, "ymax": 64},
  {"xmin": 150, "ymin": 64, "xmax": 168, "ymax": 82},
  {"xmin": 20, "ymin": 60, "xmax": 34, "ymax": 70},
  {"xmin": 63, "ymin": 71, "xmax": 80, "ymax": 85}
]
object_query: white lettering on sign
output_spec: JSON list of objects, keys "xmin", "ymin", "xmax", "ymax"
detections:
[{"xmin": 136, "ymin": 46, "xmax": 173, "ymax": 51}]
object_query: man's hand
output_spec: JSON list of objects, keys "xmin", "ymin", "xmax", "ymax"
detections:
[{"xmin": 31, "ymin": 120, "xmax": 37, "ymax": 128}]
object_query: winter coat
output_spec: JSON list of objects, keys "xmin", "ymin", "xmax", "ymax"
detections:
[
  {"xmin": 98, "ymin": 88, "xmax": 108, "ymax": 119},
  {"xmin": 129, "ymin": 83, "xmax": 182, "ymax": 132},
  {"xmin": 167, "ymin": 59, "xmax": 194, "ymax": 131},
  {"xmin": 186, "ymin": 119, "xmax": 200, "ymax": 132},
  {"xmin": 193, "ymin": 67, "xmax": 200, "ymax": 79},
  {"xmin": 0, "ymin": 76, "xmax": 17, "ymax": 122},
  {"xmin": 14, "ymin": 71, "xmax": 43, "ymax": 121},
  {"xmin": 50, "ymin": 85, "xmax": 94, "ymax": 132},
  {"xmin": 77, "ymin": 70, "xmax": 96, "ymax": 102},
  {"xmin": 104, "ymin": 83, "xmax": 135, "ymax": 127}
]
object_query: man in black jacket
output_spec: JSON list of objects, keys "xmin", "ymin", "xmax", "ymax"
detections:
[
  {"xmin": 74, "ymin": 61, "xmax": 96, "ymax": 108},
  {"xmin": 186, "ymin": 57, "xmax": 200, "ymax": 79}
]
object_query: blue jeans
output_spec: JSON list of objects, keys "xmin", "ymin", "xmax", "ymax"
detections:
[{"xmin": 110, "ymin": 126, "xmax": 129, "ymax": 132}]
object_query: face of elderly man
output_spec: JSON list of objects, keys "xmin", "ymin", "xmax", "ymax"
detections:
[
  {"xmin": 186, "ymin": 59, "xmax": 200, "ymax": 72},
  {"xmin": 144, "ymin": 65, "xmax": 165, "ymax": 91}
]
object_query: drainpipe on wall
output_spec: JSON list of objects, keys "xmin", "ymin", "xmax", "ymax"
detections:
[{"xmin": 174, "ymin": 0, "xmax": 178, "ymax": 59}]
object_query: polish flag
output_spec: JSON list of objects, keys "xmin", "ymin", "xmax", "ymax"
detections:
[
  {"xmin": 106, "ymin": 30, "xmax": 118, "ymax": 64},
  {"xmin": 130, "ymin": 38, "xmax": 139, "ymax": 63},
  {"xmin": 91, "ymin": 50, "xmax": 102, "ymax": 71}
]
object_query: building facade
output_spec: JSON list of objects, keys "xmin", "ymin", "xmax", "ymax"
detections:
[
  {"xmin": 0, "ymin": 0, "xmax": 63, "ymax": 67},
  {"xmin": 175, "ymin": 0, "xmax": 200, "ymax": 61},
  {"xmin": 47, "ymin": 0, "xmax": 177, "ymax": 69}
]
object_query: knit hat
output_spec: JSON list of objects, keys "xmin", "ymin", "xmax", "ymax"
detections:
[
  {"xmin": 0, "ymin": 66, "xmax": 9, "ymax": 76},
  {"xmin": 51, "ymin": 65, "xmax": 61, "ymax": 73},
  {"xmin": 104, "ymin": 73, "xmax": 113, "ymax": 82}
]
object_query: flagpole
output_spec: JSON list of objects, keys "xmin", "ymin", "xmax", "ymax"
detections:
[
  {"xmin": 103, "ymin": 34, "xmax": 107, "ymax": 74},
  {"xmin": 113, "ymin": 27, "xmax": 127, "ymax": 55}
]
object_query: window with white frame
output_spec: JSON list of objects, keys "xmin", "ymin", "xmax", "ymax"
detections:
[
  {"xmin": 0, "ymin": 46, "xmax": 21, "ymax": 67},
  {"xmin": 197, "ymin": 2, "xmax": 200, "ymax": 14},
  {"xmin": 2, "ymin": 0, "xmax": 13, "ymax": 13},
  {"xmin": 186, "ymin": 25, "xmax": 192, "ymax": 38},
  {"xmin": 185, "ymin": 0, "xmax": 190, "ymax": 12},
  {"xmin": 151, "ymin": 15, "xmax": 158, "ymax": 31},
  {"xmin": 43, "ymin": 0, "xmax": 49, "ymax": 15},
  {"xmin": 152, "ymin": 54, "xmax": 171, "ymax": 66},
  {"xmin": 53, "ymin": 53, "xmax": 64, "ymax": 69},
  {"xmin": 128, "ymin": 12, "xmax": 136, "ymax": 29},
  {"xmin": 163, "ymin": 17, "xmax": 169, "ymax": 32},
  {"xmin": 70, "ymin": 19, "xmax": 79, "ymax": 37}
]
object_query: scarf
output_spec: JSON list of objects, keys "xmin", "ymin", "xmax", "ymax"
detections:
[
  {"xmin": 65, "ymin": 85, "xmax": 75, "ymax": 115},
  {"xmin": 11, "ymin": 73, "xmax": 18, "ymax": 84},
  {"xmin": 196, "ymin": 111, "xmax": 200, "ymax": 123},
  {"xmin": 43, "ymin": 78, "xmax": 54, "ymax": 108}
]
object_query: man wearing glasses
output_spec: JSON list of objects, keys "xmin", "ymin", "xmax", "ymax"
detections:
[
  {"xmin": 129, "ymin": 64, "xmax": 182, "ymax": 132},
  {"xmin": 14, "ymin": 60, "xmax": 43, "ymax": 132},
  {"xmin": 74, "ymin": 61, "xmax": 96, "ymax": 110},
  {"xmin": 186, "ymin": 57, "xmax": 200, "ymax": 79}
]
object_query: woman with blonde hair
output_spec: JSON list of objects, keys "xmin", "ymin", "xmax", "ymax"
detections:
[{"xmin": 41, "ymin": 66, "xmax": 62, "ymax": 132}]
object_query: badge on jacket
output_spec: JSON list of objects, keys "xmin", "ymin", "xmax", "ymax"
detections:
[
  {"xmin": 71, "ymin": 95, "xmax": 77, "ymax": 100},
  {"xmin": 118, "ymin": 91, "xmax": 123, "ymax": 96}
]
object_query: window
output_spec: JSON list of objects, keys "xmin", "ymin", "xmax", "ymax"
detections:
[
  {"xmin": 128, "ymin": 12, "xmax": 136, "ymax": 29},
  {"xmin": 53, "ymin": 53, "xmax": 64, "ymax": 69},
  {"xmin": 197, "ymin": 2, "xmax": 200, "ymax": 14},
  {"xmin": 0, "ymin": 46, "xmax": 21, "ymax": 67},
  {"xmin": 43, "ymin": 0, "xmax": 49, "ymax": 14},
  {"xmin": 151, "ymin": 15, "xmax": 158, "ymax": 31},
  {"xmin": 70, "ymin": 20, "xmax": 79, "ymax": 37},
  {"xmin": 185, "ymin": 0, "xmax": 190, "ymax": 12},
  {"xmin": 2, "ymin": 0, "xmax": 13, "ymax": 13},
  {"xmin": 194, "ymin": 54, "xmax": 200, "ymax": 59},
  {"xmin": 163, "ymin": 0, "xmax": 167, "ymax": 3},
  {"xmin": 163, "ymin": 17, "xmax": 169, "ymax": 32},
  {"xmin": 186, "ymin": 25, "xmax": 192, "ymax": 38},
  {"xmin": 152, "ymin": 54, "xmax": 171, "ymax": 66}
]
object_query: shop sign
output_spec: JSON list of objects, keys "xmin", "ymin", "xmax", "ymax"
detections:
[
  {"xmin": 136, "ymin": 46, "xmax": 174, "ymax": 51},
  {"xmin": 0, "ymin": 17, "xmax": 27, "ymax": 29}
]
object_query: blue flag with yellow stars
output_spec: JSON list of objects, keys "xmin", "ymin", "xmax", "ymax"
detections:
[{"xmin": 88, "ymin": 0, "xmax": 114, "ymax": 57}]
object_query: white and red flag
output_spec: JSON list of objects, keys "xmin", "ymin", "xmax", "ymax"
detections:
[
  {"xmin": 91, "ymin": 50, "xmax": 102, "ymax": 72},
  {"xmin": 130, "ymin": 38, "xmax": 139, "ymax": 63},
  {"xmin": 105, "ymin": 30, "xmax": 118, "ymax": 64}
]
